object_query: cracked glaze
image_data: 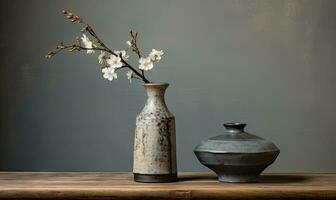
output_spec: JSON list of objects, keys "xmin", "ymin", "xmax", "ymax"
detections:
[{"xmin": 133, "ymin": 83, "xmax": 177, "ymax": 175}]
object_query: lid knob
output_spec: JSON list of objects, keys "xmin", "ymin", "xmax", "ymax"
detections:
[{"xmin": 223, "ymin": 123, "xmax": 246, "ymax": 132}]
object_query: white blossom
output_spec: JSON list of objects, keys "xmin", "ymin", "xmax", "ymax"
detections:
[
  {"xmin": 139, "ymin": 57, "xmax": 154, "ymax": 71},
  {"xmin": 126, "ymin": 41, "xmax": 132, "ymax": 47},
  {"xmin": 102, "ymin": 67, "xmax": 117, "ymax": 81},
  {"xmin": 98, "ymin": 51, "xmax": 106, "ymax": 64},
  {"xmin": 126, "ymin": 70, "xmax": 133, "ymax": 83},
  {"xmin": 107, "ymin": 55, "xmax": 123, "ymax": 69},
  {"xmin": 81, "ymin": 34, "xmax": 95, "ymax": 54},
  {"xmin": 114, "ymin": 50, "xmax": 129, "ymax": 60},
  {"xmin": 149, "ymin": 49, "xmax": 164, "ymax": 61}
]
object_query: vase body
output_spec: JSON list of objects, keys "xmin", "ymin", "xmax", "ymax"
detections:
[
  {"xmin": 133, "ymin": 83, "xmax": 177, "ymax": 182},
  {"xmin": 194, "ymin": 123, "xmax": 279, "ymax": 183}
]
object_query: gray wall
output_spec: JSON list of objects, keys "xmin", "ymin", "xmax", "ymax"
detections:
[{"xmin": 0, "ymin": 0, "xmax": 335, "ymax": 172}]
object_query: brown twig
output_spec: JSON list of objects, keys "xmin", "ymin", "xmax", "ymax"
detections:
[
  {"xmin": 78, "ymin": 20, "xmax": 150, "ymax": 83},
  {"xmin": 47, "ymin": 10, "xmax": 150, "ymax": 83},
  {"xmin": 129, "ymin": 30, "xmax": 146, "ymax": 78}
]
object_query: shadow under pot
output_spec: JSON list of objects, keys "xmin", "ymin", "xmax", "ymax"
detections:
[{"xmin": 194, "ymin": 123, "xmax": 280, "ymax": 183}]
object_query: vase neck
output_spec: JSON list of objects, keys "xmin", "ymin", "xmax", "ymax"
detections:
[
  {"xmin": 143, "ymin": 83, "xmax": 169, "ymax": 110},
  {"xmin": 145, "ymin": 83, "xmax": 168, "ymax": 98},
  {"xmin": 223, "ymin": 123, "xmax": 246, "ymax": 133}
]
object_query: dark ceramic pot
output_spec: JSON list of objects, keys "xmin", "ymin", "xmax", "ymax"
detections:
[{"xmin": 194, "ymin": 123, "xmax": 280, "ymax": 183}]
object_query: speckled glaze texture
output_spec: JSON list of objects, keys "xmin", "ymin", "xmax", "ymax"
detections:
[{"xmin": 133, "ymin": 83, "xmax": 177, "ymax": 182}]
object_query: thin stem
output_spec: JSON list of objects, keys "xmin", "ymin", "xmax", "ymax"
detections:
[
  {"xmin": 53, "ymin": 44, "xmax": 149, "ymax": 82},
  {"xmin": 115, "ymin": 66, "xmax": 147, "ymax": 83},
  {"xmin": 80, "ymin": 21, "xmax": 149, "ymax": 83},
  {"xmin": 120, "ymin": 58, "xmax": 150, "ymax": 83},
  {"xmin": 129, "ymin": 30, "xmax": 146, "ymax": 79},
  {"xmin": 52, "ymin": 11, "xmax": 151, "ymax": 83}
]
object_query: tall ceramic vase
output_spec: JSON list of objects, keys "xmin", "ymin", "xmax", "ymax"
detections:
[{"xmin": 133, "ymin": 83, "xmax": 177, "ymax": 183}]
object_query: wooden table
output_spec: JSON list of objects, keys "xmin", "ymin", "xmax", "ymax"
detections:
[{"xmin": 0, "ymin": 172, "xmax": 335, "ymax": 199}]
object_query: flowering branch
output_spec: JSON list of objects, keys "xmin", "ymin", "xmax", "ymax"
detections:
[
  {"xmin": 46, "ymin": 10, "xmax": 164, "ymax": 84},
  {"xmin": 127, "ymin": 30, "xmax": 146, "ymax": 78},
  {"xmin": 46, "ymin": 42, "xmax": 104, "ymax": 58}
]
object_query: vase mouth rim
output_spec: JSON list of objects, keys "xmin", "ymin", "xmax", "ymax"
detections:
[
  {"xmin": 223, "ymin": 122, "xmax": 246, "ymax": 132},
  {"xmin": 143, "ymin": 82, "xmax": 169, "ymax": 87}
]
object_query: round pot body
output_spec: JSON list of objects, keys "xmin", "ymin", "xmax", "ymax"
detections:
[
  {"xmin": 133, "ymin": 83, "xmax": 177, "ymax": 183},
  {"xmin": 194, "ymin": 123, "xmax": 279, "ymax": 183}
]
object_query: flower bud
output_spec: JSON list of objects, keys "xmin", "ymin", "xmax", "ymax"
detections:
[
  {"xmin": 46, "ymin": 51, "xmax": 55, "ymax": 59},
  {"xmin": 80, "ymin": 27, "xmax": 87, "ymax": 32}
]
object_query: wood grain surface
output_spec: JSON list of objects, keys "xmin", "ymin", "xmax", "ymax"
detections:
[{"xmin": 0, "ymin": 172, "xmax": 335, "ymax": 199}]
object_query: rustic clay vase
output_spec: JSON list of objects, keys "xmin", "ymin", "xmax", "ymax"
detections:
[
  {"xmin": 194, "ymin": 123, "xmax": 279, "ymax": 183},
  {"xmin": 133, "ymin": 83, "xmax": 177, "ymax": 183}
]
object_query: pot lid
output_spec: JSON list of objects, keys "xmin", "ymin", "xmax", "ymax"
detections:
[{"xmin": 194, "ymin": 123, "xmax": 279, "ymax": 154}]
